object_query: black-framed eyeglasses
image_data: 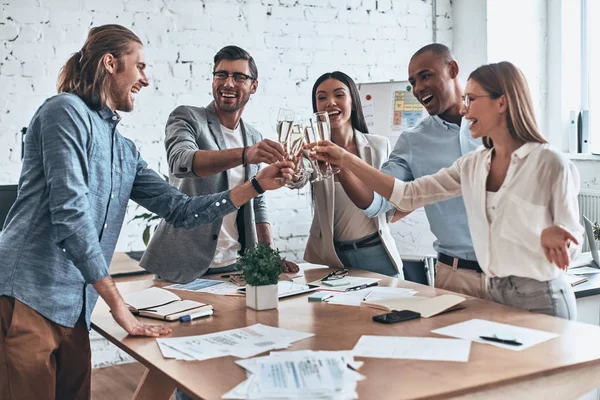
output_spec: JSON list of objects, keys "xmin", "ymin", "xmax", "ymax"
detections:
[
  {"xmin": 213, "ymin": 71, "xmax": 255, "ymax": 83},
  {"xmin": 461, "ymin": 94, "xmax": 495, "ymax": 110},
  {"xmin": 321, "ymin": 268, "xmax": 349, "ymax": 281}
]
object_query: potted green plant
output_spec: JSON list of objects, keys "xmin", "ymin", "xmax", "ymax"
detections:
[
  {"xmin": 237, "ymin": 243, "xmax": 283, "ymax": 311},
  {"xmin": 594, "ymin": 221, "xmax": 600, "ymax": 244}
]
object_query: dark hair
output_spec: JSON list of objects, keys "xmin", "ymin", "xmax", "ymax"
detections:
[
  {"xmin": 468, "ymin": 61, "xmax": 546, "ymax": 149},
  {"xmin": 57, "ymin": 24, "xmax": 142, "ymax": 110},
  {"xmin": 410, "ymin": 43, "xmax": 455, "ymax": 65},
  {"xmin": 311, "ymin": 71, "xmax": 369, "ymax": 134},
  {"xmin": 213, "ymin": 45, "xmax": 258, "ymax": 80}
]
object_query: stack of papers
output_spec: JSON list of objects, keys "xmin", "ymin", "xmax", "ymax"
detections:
[
  {"xmin": 325, "ymin": 287, "xmax": 417, "ymax": 307},
  {"xmin": 353, "ymin": 335, "xmax": 471, "ymax": 362},
  {"xmin": 313, "ymin": 277, "xmax": 380, "ymax": 291},
  {"xmin": 165, "ymin": 279, "xmax": 240, "ymax": 295},
  {"xmin": 156, "ymin": 324, "xmax": 314, "ymax": 361},
  {"xmin": 223, "ymin": 350, "xmax": 365, "ymax": 400}
]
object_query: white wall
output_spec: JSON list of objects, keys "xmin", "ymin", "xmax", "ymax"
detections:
[
  {"xmin": 0, "ymin": 0, "xmax": 452, "ymax": 263},
  {"xmin": 451, "ymin": 0, "xmax": 487, "ymax": 83}
]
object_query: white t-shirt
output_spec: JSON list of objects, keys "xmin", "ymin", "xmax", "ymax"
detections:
[{"xmin": 209, "ymin": 124, "xmax": 245, "ymax": 268}]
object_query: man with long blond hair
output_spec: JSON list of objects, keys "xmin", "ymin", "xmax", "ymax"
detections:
[{"xmin": 0, "ymin": 24, "xmax": 293, "ymax": 399}]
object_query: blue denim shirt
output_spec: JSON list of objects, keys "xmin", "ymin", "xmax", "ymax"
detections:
[
  {"xmin": 0, "ymin": 93, "xmax": 237, "ymax": 329},
  {"xmin": 364, "ymin": 116, "xmax": 481, "ymax": 261}
]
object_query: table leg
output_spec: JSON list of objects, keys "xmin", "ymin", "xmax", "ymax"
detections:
[{"xmin": 133, "ymin": 367, "xmax": 177, "ymax": 400}]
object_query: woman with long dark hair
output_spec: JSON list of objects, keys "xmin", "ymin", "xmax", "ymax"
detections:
[{"xmin": 299, "ymin": 71, "xmax": 404, "ymax": 278}]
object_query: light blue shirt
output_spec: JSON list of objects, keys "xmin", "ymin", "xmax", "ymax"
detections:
[
  {"xmin": 364, "ymin": 115, "xmax": 481, "ymax": 260},
  {"xmin": 0, "ymin": 93, "xmax": 237, "ymax": 329}
]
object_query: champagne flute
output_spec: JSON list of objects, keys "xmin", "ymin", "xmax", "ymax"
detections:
[
  {"xmin": 276, "ymin": 108, "xmax": 295, "ymax": 155},
  {"xmin": 303, "ymin": 121, "xmax": 324, "ymax": 182},
  {"xmin": 312, "ymin": 111, "xmax": 336, "ymax": 178}
]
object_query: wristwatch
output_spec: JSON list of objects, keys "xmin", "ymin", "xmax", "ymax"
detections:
[{"xmin": 250, "ymin": 176, "xmax": 265, "ymax": 194}]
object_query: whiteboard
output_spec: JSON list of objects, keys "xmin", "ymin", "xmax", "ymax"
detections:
[{"xmin": 357, "ymin": 81, "xmax": 437, "ymax": 260}]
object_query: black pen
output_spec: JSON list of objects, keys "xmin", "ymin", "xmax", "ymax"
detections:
[
  {"xmin": 479, "ymin": 336, "xmax": 522, "ymax": 346},
  {"xmin": 344, "ymin": 282, "xmax": 378, "ymax": 292}
]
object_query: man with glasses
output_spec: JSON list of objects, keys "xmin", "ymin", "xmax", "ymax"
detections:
[
  {"xmin": 140, "ymin": 45, "xmax": 299, "ymax": 294},
  {"xmin": 344, "ymin": 43, "xmax": 485, "ymax": 298}
]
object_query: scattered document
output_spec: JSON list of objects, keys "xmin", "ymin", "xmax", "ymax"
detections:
[
  {"xmin": 157, "ymin": 324, "xmax": 314, "ymax": 361},
  {"xmin": 432, "ymin": 318, "xmax": 559, "ymax": 351},
  {"xmin": 223, "ymin": 350, "xmax": 364, "ymax": 399},
  {"xmin": 326, "ymin": 287, "xmax": 417, "ymax": 307},
  {"xmin": 353, "ymin": 335, "xmax": 471, "ymax": 362},
  {"xmin": 165, "ymin": 279, "xmax": 240, "ymax": 295},
  {"xmin": 567, "ymin": 266, "xmax": 600, "ymax": 275},
  {"xmin": 311, "ymin": 277, "xmax": 381, "ymax": 291}
]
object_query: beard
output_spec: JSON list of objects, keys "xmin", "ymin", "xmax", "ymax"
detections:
[
  {"xmin": 213, "ymin": 87, "xmax": 251, "ymax": 113},
  {"xmin": 111, "ymin": 85, "xmax": 134, "ymax": 112}
]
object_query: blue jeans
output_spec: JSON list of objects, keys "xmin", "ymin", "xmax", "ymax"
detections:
[
  {"xmin": 334, "ymin": 236, "xmax": 403, "ymax": 279},
  {"xmin": 487, "ymin": 275, "xmax": 577, "ymax": 320}
]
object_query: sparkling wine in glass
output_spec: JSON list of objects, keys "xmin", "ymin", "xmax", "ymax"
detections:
[
  {"xmin": 312, "ymin": 111, "xmax": 335, "ymax": 178},
  {"xmin": 303, "ymin": 122, "xmax": 324, "ymax": 182},
  {"xmin": 276, "ymin": 108, "xmax": 295, "ymax": 155}
]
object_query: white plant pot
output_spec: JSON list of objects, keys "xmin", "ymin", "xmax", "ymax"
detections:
[{"xmin": 246, "ymin": 283, "xmax": 279, "ymax": 311}]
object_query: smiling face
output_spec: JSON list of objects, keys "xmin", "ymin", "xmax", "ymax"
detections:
[
  {"xmin": 212, "ymin": 59, "xmax": 257, "ymax": 113},
  {"xmin": 106, "ymin": 41, "xmax": 148, "ymax": 112},
  {"xmin": 314, "ymin": 78, "xmax": 353, "ymax": 131},
  {"xmin": 408, "ymin": 51, "xmax": 459, "ymax": 117},
  {"xmin": 460, "ymin": 79, "xmax": 504, "ymax": 139}
]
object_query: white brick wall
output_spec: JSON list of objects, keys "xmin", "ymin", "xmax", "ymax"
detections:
[
  {"xmin": 0, "ymin": 0, "xmax": 451, "ymax": 367},
  {"xmin": 0, "ymin": 0, "xmax": 451, "ymax": 261}
]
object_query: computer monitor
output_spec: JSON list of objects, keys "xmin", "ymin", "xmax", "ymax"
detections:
[
  {"xmin": 0, "ymin": 185, "xmax": 18, "ymax": 231},
  {"xmin": 583, "ymin": 215, "xmax": 600, "ymax": 268}
]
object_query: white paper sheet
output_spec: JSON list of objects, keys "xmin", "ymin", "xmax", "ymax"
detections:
[
  {"xmin": 353, "ymin": 335, "xmax": 471, "ymax": 362},
  {"xmin": 165, "ymin": 279, "xmax": 240, "ymax": 295},
  {"xmin": 325, "ymin": 287, "xmax": 417, "ymax": 307},
  {"xmin": 156, "ymin": 340, "xmax": 195, "ymax": 361},
  {"xmin": 567, "ymin": 266, "xmax": 600, "ymax": 275},
  {"xmin": 311, "ymin": 277, "xmax": 381, "ymax": 292},
  {"xmin": 431, "ymin": 318, "xmax": 560, "ymax": 351},
  {"xmin": 157, "ymin": 324, "xmax": 314, "ymax": 361}
]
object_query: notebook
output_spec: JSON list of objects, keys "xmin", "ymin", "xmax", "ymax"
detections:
[
  {"xmin": 362, "ymin": 294, "xmax": 466, "ymax": 318},
  {"xmin": 122, "ymin": 287, "xmax": 213, "ymax": 321}
]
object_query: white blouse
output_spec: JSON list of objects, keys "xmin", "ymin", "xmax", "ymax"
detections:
[{"xmin": 389, "ymin": 142, "xmax": 583, "ymax": 281}]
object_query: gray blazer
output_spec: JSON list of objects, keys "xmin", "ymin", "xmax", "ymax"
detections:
[
  {"xmin": 303, "ymin": 130, "xmax": 403, "ymax": 273},
  {"xmin": 140, "ymin": 102, "xmax": 268, "ymax": 283}
]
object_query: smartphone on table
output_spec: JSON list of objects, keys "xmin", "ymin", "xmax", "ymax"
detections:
[{"xmin": 372, "ymin": 310, "xmax": 421, "ymax": 324}]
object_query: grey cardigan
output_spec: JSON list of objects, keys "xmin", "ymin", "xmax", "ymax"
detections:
[{"xmin": 140, "ymin": 102, "xmax": 268, "ymax": 283}]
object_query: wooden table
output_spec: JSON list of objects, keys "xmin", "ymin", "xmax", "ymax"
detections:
[{"xmin": 91, "ymin": 267, "xmax": 600, "ymax": 400}]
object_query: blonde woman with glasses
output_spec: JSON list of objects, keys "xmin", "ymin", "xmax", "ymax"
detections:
[{"xmin": 308, "ymin": 61, "xmax": 583, "ymax": 320}]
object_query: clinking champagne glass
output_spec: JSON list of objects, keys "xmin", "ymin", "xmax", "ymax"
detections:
[
  {"xmin": 284, "ymin": 122, "xmax": 309, "ymax": 188},
  {"xmin": 303, "ymin": 121, "xmax": 324, "ymax": 182},
  {"xmin": 276, "ymin": 108, "xmax": 295, "ymax": 155},
  {"xmin": 312, "ymin": 111, "xmax": 336, "ymax": 178}
]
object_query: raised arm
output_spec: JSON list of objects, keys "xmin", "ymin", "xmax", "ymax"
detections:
[
  {"xmin": 310, "ymin": 140, "xmax": 463, "ymax": 212},
  {"xmin": 165, "ymin": 106, "xmax": 285, "ymax": 178}
]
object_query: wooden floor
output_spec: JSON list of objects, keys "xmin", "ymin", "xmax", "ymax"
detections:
[{"xmin": 91, "ymin": 362, "xmax": 175, "ymax": 400}]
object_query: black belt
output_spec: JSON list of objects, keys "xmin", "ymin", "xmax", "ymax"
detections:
[
  {"xmin": 437, "ymin": 253, "xmax": 483, "ymax": 273},
  {"xmin": 335, "ymin": 233, "xmax": 381, "ymax": 251}
]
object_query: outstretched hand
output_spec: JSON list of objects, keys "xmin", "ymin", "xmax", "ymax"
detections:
[
  {"xmin": 304, "ymin": 140, "xmax": 352, "ymax": 169},
  {"xmin": 541, "ymin": 225, "xmax": 579, "ymax": 270},
  {"xmin": 111, "ymin": 303, "xmax": 172, "ymax": 337},
  {"xmin": 245, "ymin": 139, "xmax": 286, "ymax": 164},
  {"xmin": 256, "ymin": 160, "xmax": 296, "ymax": 190}
]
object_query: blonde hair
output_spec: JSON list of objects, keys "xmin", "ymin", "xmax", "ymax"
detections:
[
  {"xmin": 468, "ymin": 61, "xmax": 547, "ymax": 148},
  {"xmin": 57, "ymin": 24, "xmax": 142, "ymax": 110}
]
